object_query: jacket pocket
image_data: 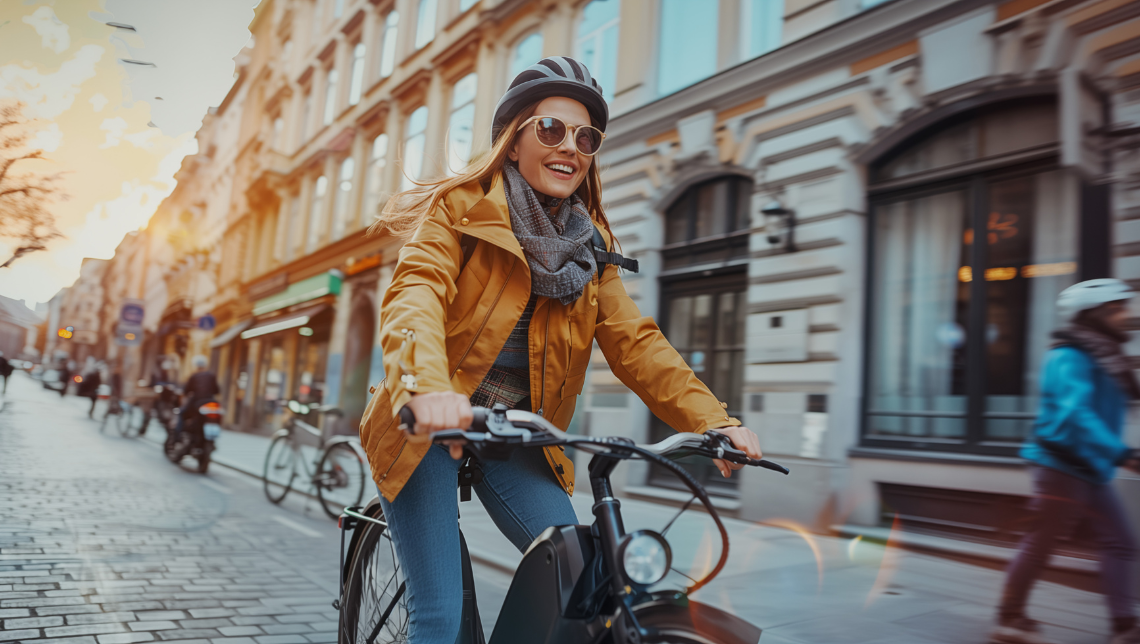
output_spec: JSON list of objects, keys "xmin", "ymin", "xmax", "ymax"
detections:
[
  {"xmin": 359, "ymin": 379, "xmax": 406, "ymax": 459},
  {"xmin": 566, "ymin": 311, "xmax": 595, "ymax": 377}
]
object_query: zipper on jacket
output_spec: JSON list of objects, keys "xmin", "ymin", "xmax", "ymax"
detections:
[
  {"xmin": 377, "ymin": 440, "xmax": 407, "ymax": 484},
  {"xmin": 451, "ymin": 262, "xmax": 517, "ymax": 378}
]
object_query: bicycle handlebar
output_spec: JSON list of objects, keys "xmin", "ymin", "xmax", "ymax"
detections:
[{"xmin": 397, "ymin": 404, "xmax": 788, "ymax": 474}]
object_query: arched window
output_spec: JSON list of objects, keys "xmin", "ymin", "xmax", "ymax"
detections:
[
  {"xmin": 348, "ymin": 42, "xmax": 366, "ymax": 106},
  {"xmin": 863, "ymin": 99, "xmax": 1078, "ymax": 453},
  {"xmin": 332, "ymin": 156, "xmax": 356, "ymax": 239},
  {"xmin": 377, "ymin": 11, "xmax": 399, "ymax": 79},
  {"xmin": 575, "ymin": 0, "xmax": 620, "ymax": 100},
  {"xmin": 510, "ymin": 32, "xmax": 543, "ymax": 78},
  {"xmin": 322, "ymin": 67, "xmax": 338, "ymax": 126},
  {"xmin": 447, "ymin": 73, "xmax": 477, "ymax": 175},
  {"xmin": 415, "ymin": 0, "xmax": 437, "ymax": 50},
  {"xmin": 306, "ymin": 175, "xmax": 329, "ymax": 253},
  {"xmin": 401, "ymin": 106, "xmax": 429, "ymax": 191},
  {"xmin": 363, "ymin": 132, "xmax": 388, "ymax": 225}
]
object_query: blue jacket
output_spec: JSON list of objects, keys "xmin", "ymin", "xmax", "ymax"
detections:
[{"xmin": 1021, "ymin": 346, "xmax": 1132, "ymax": 484}]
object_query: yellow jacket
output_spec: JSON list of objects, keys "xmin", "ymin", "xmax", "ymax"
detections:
[{"xmin": 359, "ymin": 172, "xmax": 740, "ymax": 502}]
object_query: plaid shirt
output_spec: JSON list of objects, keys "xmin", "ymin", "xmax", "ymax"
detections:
[{"xmin": 470, "ymin": 295, "xmax": 536, "ymax": 410}]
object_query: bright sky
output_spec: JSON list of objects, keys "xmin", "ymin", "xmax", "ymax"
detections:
[{"xmin": 0, "ymin": 0, "xmax": 259, "ymax": 310}]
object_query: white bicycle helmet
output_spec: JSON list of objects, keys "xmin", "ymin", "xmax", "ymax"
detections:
[{"xmin": 1056, "ymin": 278, "xmax": 1134, "ymax": 320}]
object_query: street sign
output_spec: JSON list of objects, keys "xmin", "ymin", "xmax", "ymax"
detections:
[
  {"xmin": 197, "ymin": 314, "xmax": 217, "ymax": 331},
  {"xmin": 120, "ymin": 300, "xmax": 145, "ymax": 326},
  {"xmin": 116, "ymin": 299, "xmax": 145, "ymax": 346}
]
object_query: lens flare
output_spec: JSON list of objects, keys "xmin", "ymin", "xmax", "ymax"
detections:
[
  {"xmin": 765, "ymin": 519, "xmax": 824, "ymax": 593},
  {"xmin": 865, "ymin": 514, "xmax": 902, "ymax": 609},
  {"xmin": 847, "ymin": 534, "xmax": 862, "ymax": 560}
]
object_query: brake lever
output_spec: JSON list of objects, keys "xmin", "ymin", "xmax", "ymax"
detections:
[{"xmin": 705, "ymin": 431, "xmax": 790, "ymax": 475}]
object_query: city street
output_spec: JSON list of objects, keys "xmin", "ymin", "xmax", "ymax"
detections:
[{"xmin": 0, "ymin": 370, "xmax": 1129, "ymax": 644}]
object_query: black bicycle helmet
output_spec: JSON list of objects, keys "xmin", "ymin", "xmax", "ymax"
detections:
[{"xmin": 491, "ymin": 56, "xmax": 609, "ymax": 143}]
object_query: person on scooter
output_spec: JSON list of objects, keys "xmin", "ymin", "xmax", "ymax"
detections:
[
  {"xmin": 991, "ymin": 279, "xmax": 1140, "ymax": 644},
  {"xmin": 176, "ymin": 355, "xmax": 220, "ymax": 437},
  {"xmin": 362, "ymin": 56, "xmax": 763, "ymax": 644}
]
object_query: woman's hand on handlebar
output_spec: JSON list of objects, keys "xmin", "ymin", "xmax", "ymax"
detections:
[
  {"xmin": 402, "ymin": 392, "xmax": 472, "ymax": 460},
  {"xmin": 711, "ymin": 425, "xmax": 762, "ymax": 478}
]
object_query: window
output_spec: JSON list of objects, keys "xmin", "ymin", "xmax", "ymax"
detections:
[
  {"xmin": 864, "ymin": 101, "xmax": 1077, "ymax": 454},
  {"xmin": 332, "ymin": 156, "xmax": 356, "ymax": 239},
  {"xmin": 664, "ymin": 177, "xmax": 751, "ymax": 245},
  {"xmin": 272, "ymin": 115, "xmax": 285, "ymax": 151},
  {"xmin": 650, "ymin": 274, "xmax": 747, "ymax": 493},
  {"xmin": 281, "ymin": 38, "xmax": 293, "ymax": 71},
  {"xmin": 311, "ymin": 0, "xmax": 323, "ymax": 43},
  {"xmin": 333, "ymin": 0, "xmax": 345, "ymax": 18},
  {"xmin": 657, "ymin": 0, "xmax": 717, "ymax": 96},
  {"xmin": 575, "ymin": 0, "xmax": 620, "ymax": 101},
  {"xmin": 273, "ymin": 198, "xmax": 289, "ymax": 262},
  {"xmin": 740, "ymin": 0, "xmax": 782, "ymax": 60},
  {"xmin": 459, "ymin": 0, "xmax": 478, "ymax": 11},
  {"xmin": 322, "ymin": 67, "xmax": 338, "ymax": 126},
  {"xmin": 415, "ymin": 0, "xmax": 437, "ymax": 50},
  {"xmin": 348, "ymin": 43, "xmax": 366, "ymax": 106},
  {"xmin": 306, "ymin": 175, "xmax": 329, "ymax": 253},
  {"xmin": 511, "ymin": 32, "xmax": 543, "ymax": 78},
  {"xmin": 401, "ymin": 107, "xmax": 428, "ymax": 190},
  {"xmin": 300, "ymin": 90, "xmax": 313, "ymax": 141},
  {"xmin": 446, "ymin": 73, "xmax": 477, "ymax": 175},
  {"xmin": 286, "ymin": 194, "xmax": 302, "ymax": 260},
  {"xmin": 377, "ymin": 11, "xmax": 399, "ymax": 79},
  {"xmin": 363, "ymin": 133, "xmax": 389, "ymax": 226}
]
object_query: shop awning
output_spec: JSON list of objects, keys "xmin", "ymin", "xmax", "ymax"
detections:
[
  {"xmin": 240, "ymin": 304, "xmax": 329, "ymax": 340},
  {"xmin": 209, "ymin": 319, "xmax": 253, "ymax": 348}
]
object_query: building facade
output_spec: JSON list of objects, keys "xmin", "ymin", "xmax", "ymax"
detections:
[{"xmin": 83, "ymin": 0, "xmax": 1140, "ymax": 545}]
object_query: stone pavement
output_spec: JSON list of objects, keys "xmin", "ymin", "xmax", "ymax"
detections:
[{"xmin": 2, "ymin": 371, "xmax": 1129, "ymax": 643}]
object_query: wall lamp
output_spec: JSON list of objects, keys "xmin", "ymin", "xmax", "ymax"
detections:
[{"xmin": 761, "ymin": 199, "xmax": 797, "ymax": 253}]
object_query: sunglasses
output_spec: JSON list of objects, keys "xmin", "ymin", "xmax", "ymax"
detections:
[{"xmin": 515, "ymin": 116, "xmax": 606, "ymax": 156}]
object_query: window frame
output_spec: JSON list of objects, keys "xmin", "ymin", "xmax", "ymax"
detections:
[
  {"xmin": 347, "ymin": 41, "xmax": 366, "ymax": 106},
  {"xmin": 377, "ymin": 10, "xmax": 399, "ymax": 80},
  {"xmin": 860, "ymin": 105, "xmax": 1073, "ymax": 456},
  {"xmin": 574, "ymin": 0, "xmax": 621, "ymax": 100}
]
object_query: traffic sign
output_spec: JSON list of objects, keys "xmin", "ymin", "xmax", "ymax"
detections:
[{"xmin": 197, "ymin": 314, "xmax": 217, "ymax": 331}]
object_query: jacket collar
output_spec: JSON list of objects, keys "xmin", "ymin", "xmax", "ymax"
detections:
[{"xmin": 452, "ymin": 172, "xmax": 526, "ymax": 264}]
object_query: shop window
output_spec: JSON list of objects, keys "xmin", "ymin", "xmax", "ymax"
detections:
[
  {"xmin": 259, "ymin": 337, "xmax": 288, "ymax": 430},
  {"xmin": 415, "ymin": 0, "xmax": 437, "ymax": 50},
  {"xmin": 446, "ymin": 73, "xmax": 477, "ymax": 174},
  {"xmin": 401, "ymin": 106, "xmax": 428, "ymax": 191},
  {"xmin": 511, "ymin": 32, "xmax": 543, "ymax": 78},
  {"xmin": 332, "ymin": 156, "xmax": 356, "ymax": 239},
  {"xmin": 657, "ymin": 0, "xmax": 717, "ymax": 96},
  {"xmin": 306, "ymin": 175, "xmax": 329, "ymax": 253},
  {"xmin": 864, "ymin": 100, "xmax": 1079, "ymax": 455},
  {"xmin": 293, "ymin": 319, "xmax": 331, "ymax": 423},
  {"xmin": 740, "ymin": 0, "xmax": 782, "ymax": 60},
  {"xmin": 322, "ymin": 67, "xmax": 339, "ymax": 126},
  {"xmin": 363, "ymin": 132, "xmax": 389, "ymax": 226},
  {"xmin": 348, "ymin": 42, "xmax": 366, "ymax": 106},
  {"xmin": 649, "ymin": 274, "xmax": 747, "ymax": 494},
  {"xmin": 575, "ymin": 0, "xmax": 620, "ymax": 100}
]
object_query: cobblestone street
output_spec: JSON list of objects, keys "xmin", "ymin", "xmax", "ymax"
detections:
[{"xmin": 0, "ymin": 374, "xmax": 510, "ymax": 643}]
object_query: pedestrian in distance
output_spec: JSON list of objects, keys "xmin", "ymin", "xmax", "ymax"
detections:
[
  {"xmin": 57, "ymin": 362, "xmax": 70, "ymax": 398},
  {"xmin": 0, "ymin": 351, "xmax": 12, "ymax": 395},
  {"xmin": 362, "ymin": 56, "xmax": 763, "ymax": 644},
  {"xmin": 991, "ymin": 278, "xmax": 1140, "ymax": 644},
  {"xmin": 80, "ymin": 363, "xmax": 101, "ymax": 418}
]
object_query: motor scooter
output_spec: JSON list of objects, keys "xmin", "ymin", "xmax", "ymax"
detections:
[
  {"xmin": 166, "ymin": 399, "xmax": 223, "ymax": 474},
  {"xmin": 336, "ymin": 405, "xmax": 789, "ymax": 643}
]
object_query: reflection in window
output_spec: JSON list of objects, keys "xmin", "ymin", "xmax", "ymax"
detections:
[
  {"xmin": 332, "ymin": 157, "xmax": 356, "ymax": 239},
  {"xmin": 363, "ymin": 133, "xmax": 388, "ymax": 226},
  {"xmin": 306, "ymin": 175, "xmax": 328, "ymax": 253},
  {"xmin": 576, "ymin": 0, "xmax": 620, "ymax": 100},
  {"xmin": 322, "ymin": 67, "xmax": 338, "ymax": 126},
  {"xmin": 658, "ymin": 0, "xmax": 717, "ymax": 96},
  {"xmin": 415, "ymin": 0, "xmax": 437, "ymax": 50},
  {"xmin": 348, "ymin": 43, "xmax": 366, "ymax": 106},
  {"xmin": 741, "ymin": 0, "xmax": 782, "ymax": 60},
  {"xmin": 402, "ymin": 106, "xmax": 429, "ymax": 191},
  {"xmin": 377, "ymin": 12, "xmax": 399, "ymax": 79},
  {"xmin": 511, "ymin": 33, "xmax": 543, "ymax": 78},
  {"xmin": 447, "ymin": 73, "xmax": 477, "ymax": 174}
]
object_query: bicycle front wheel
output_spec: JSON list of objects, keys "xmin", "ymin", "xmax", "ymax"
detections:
[
  {"xmin": 316, "ymin": 442, "xmax": 367, "ymax": 520},
  {"xmin": 263, "ymin": 434, "xmax": 297, "ymax": 504},
  {"xmin": 339, "ymin": 508, "xmax": 408, "ymax": 644}
]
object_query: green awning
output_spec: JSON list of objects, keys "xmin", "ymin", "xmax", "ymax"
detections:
[{"xmin": 252, "ymin": 272, "xmax": 341, "ymax": 316}]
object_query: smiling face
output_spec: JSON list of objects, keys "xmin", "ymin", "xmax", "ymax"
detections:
[{"xmin": 507, "ymin": 96, "xmax": 594, "ymax": 200}]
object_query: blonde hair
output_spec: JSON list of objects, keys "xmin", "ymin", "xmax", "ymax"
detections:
[{"xmin": 370, "ymin": 100, "xmax": 616, "ymax": 245}]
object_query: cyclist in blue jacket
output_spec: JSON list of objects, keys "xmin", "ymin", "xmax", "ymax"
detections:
[{"xmin": 992, "ymin": 279, "xmax": 1140, "ymax": 644}]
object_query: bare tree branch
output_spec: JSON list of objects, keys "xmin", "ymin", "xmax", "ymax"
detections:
[{"xmin": 0, "ymin": 101, "xmax": 63, "ymax": 256}]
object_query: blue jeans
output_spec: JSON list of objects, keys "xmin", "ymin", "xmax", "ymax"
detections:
[
  {"xmin": 1000, "ymin": 466, "xmax": 1137, "ymax": 620},
  {"xmin": 378, "ymin": 444, "xmax": 578, "ymax": 643}
]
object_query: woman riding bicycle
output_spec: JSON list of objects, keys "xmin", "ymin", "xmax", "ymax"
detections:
[{"xmin": 361, "ymin": 56, "xmax": 763, "ymax": 644}]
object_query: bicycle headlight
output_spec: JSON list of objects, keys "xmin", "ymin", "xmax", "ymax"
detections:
[{"xmin": 618, "ymin": 530, "xmax": 672, "ymax": 586}]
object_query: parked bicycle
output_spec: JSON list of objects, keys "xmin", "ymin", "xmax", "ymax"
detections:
[
  {"xmin": 263, "ymin": 400, "xmax": 368, "ymax": 520},
  {"xmin": 335, "ymin": 405, "xmax": 789, "ymax": 644},
  {"xmin": 98, "ymin": 398, "xmax": 135, "ymax": 436}
]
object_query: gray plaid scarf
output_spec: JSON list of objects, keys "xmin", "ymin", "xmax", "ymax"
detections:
[
  {"xmin": 502, "ymin": 163, "xmax": 596, "ymax": 305},
  {"xmin": 1053, "ymin": 322, "xmax": 1140, "ymax": 399}
]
